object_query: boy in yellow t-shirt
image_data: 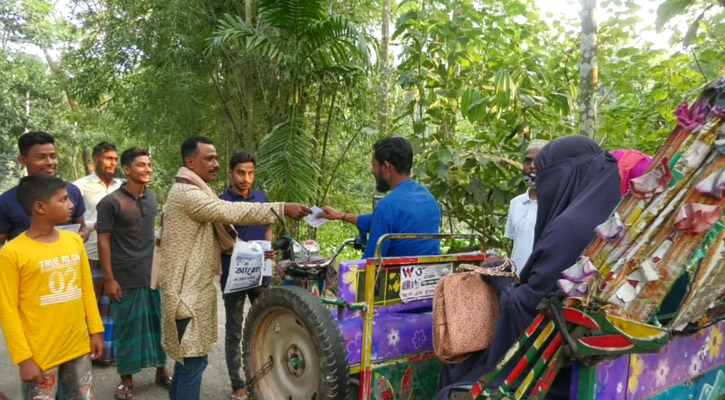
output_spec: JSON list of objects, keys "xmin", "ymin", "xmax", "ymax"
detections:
[{"xmin": 0, "ymin": 175, "xmax": 104, "ymax": 400}]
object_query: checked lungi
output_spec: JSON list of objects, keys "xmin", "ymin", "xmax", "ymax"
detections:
[{"xmin": 110, "ymin": 287, "xmax": 167, "ymax": 375}]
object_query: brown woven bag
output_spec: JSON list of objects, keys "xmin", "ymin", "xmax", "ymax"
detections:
[{"xmin": 433, "ymin": 261, "xmax": 517, "ymax": 363}]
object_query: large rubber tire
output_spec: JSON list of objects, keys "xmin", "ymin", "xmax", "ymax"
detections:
[{"xmin": 242, "ymin": 286, "xmax": 350, "ymax": 400}]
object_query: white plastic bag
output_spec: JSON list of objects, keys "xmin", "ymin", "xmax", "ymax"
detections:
[
  {"xmin": 224, "ymin": 241, "xmax": 264, "ymax": 294},
  {"xmin": 250, "ymin": 240, "xmax": 273, "ymax": 280}
]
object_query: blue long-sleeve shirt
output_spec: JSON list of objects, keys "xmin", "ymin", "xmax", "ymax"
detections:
[{"xmin": 357, "ymin": 179, "xmax": 441, "ymax": 259}]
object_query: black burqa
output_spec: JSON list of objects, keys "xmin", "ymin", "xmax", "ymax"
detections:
[{"xmin": 435, "ymin": 135, "xmax": 621, "ymax": 400}]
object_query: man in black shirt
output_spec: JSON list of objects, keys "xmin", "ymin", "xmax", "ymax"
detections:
[{"xmin": 97, "ymin": 148, "xmax": 171, "ymax": 399}]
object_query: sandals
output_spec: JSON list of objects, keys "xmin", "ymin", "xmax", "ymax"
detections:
[
  {"xmin": 155, "ymin": 374, "xmax": 172, "ymax": 390},
  {"xmin": 114, "ymin": 383, "xmax": 133, "ymax": 400},
  {"xmin": 114, "ymin": 375, "xmax": 169, "ymax": 399}
]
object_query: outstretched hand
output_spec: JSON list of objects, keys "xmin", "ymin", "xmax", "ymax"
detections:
[
  {"xmin": 284, "ymin": 203, "xmax": 312, "ymax": 220},
  {"xmin": 317, "ymin": 206, "xmax": 343, "ymax": 221}
]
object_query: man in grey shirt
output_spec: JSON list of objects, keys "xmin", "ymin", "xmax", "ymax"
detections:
[{"xmin": 97, "ymin": 147, "xmax": 171, "ymax": 400}]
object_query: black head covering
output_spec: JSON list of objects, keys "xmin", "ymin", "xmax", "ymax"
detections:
[
  {"xmin": 532, "ymin": 135, "xmax": 619, "ymax": 244},
  {"xmin": 436, "ymin": 135, "xmax": 621, "ymax": 400}
]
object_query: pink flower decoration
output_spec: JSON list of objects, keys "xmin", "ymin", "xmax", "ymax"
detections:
[
  {"xmin": 562, "ymin": 257, "xmax": 600, "ymax": 282},
  {"xmin": 558, "ymin": 276, "xmax": 595, "ymax": 298},
  {"xmin": 695, "ymin": 170, "xmax": 725, "ymax": 199},
  {"xmin": 558, "ymin": 258, "xmax": 599, "ymax": 298},
  {"xmin": 595, "ymin": 213, "xmax": 624, "ymax": 242},
  {"xmin": 674, "ymin": 101, "xmax": 709, "ymax": 131},
  {"xmin": 674, "ymin": 203, "xmax": 721, "ymax": 234},
  {"xmin": 629, "ymin": 158, "xmax": 673, "ymax": 198},
  {"xmin": 713, "ymin": 105, "xmax": 725, "ymax": 119}
]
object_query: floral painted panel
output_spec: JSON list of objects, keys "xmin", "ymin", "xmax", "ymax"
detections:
[
  {"xmin": 647, "ymin": 367, "xmax": 725, "ymax": 400},
  {"xmin": 586, "ymin": 356, "xmax": 629, "ymax": 400},
  {"xmin": 338, "ymin": 311, "xmax": 433, "ymax": 365},
  {"xmin": 589, "ymin": 321, "xmax": 725, "ymax": 400},
  {"xmin": 370, "ymin": 358, "xmax": 441, "ymax": 400}
]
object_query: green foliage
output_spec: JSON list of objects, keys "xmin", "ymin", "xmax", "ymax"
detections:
[
  {"xmin": 256, "ymin": 118, "xmax": 321, "ymax": 201},
  {"xmin": 4, "ymin": 0, "xmax": 725, "ymax": 258},
  {"xmin": 207, "ymin": 0, "xmax": 373, "ymax": 203},
  {"xmin": 656, "ymin": 0, "xmax": 697, "ymax": 31},
  {"xmin": 392, "ymin": 0, "xmax": 575, "ymax": 247}
]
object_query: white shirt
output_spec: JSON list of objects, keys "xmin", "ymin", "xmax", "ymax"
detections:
[
  {"xmin": 73, "ymin": 172, "xmax": 122, "ymax": 260},
  {"xmin": 505, "ymin": 189, "xmax": 538, "ymax": 275}
]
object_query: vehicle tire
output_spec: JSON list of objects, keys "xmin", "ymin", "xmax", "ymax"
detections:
[{"xmin": 242, "ymin": 286, "xmax": 350, "ymax": 400}]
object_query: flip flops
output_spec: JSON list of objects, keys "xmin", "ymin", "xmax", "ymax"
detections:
[{"xmin": 114, "ymin": 383, "xmax": 133, "ymax": 400}]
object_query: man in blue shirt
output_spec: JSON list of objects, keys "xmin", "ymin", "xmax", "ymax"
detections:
[
  {"xmin": 0, "ymin": 131, "xmax": 87, "ymax": 247},
  {"xmin": 321, "ymin": 136, "xmax": 441, "ymax": 258},
  {"xmin": 218, "ymin": 151, "xmax": 272, "ymax": 400}
]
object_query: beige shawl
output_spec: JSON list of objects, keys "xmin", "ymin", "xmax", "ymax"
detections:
[{"xmin": 174, "ymin": 167, "xmax": 237, "ymax": 253}]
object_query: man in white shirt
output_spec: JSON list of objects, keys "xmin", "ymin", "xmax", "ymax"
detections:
[
  {"xmin": 505, "ymin": 139, "xmax": 548, "ymax": 274},
  {"xmin": 73, "ymin": 141, "xmax": 122, "ymax": 364}
]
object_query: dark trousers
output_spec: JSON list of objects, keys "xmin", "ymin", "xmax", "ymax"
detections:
[
  {"xmin": 169, "ymin": 319, "xmax": 208, "ymax": 400},
  {"xmin": 223, "ymin": 288, "xmax": 262, "ymax": 391}
]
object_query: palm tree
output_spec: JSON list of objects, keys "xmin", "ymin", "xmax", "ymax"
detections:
[{"xmin": 208, "ymin": 0, "xmax": 372, "ymax": 202}]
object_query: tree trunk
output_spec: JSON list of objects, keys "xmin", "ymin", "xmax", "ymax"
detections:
[
  {"xmin": 319, "ymin": 88, "xmax": 337, "ymax": 177},
  {"xmin": 312, "ymin": 87, "xmax": 325, "ymax": 153},
  {"xmin": 378, "ymin": 0, "xmax": 391, "ymax": 135},
  {"xmin": 43, "ymin": 49, "xmax": 87, "ymax": 178},
  {"xmin": 82, "ymin": 147, "xmax": 92, "ymax": 175},
  {"xmin": 244, "ymin": 0, "xmax": 256, "ymax": 151},
  {"xmin": 579, "ymin": 0, "xmax": 598, "ymax": 139}
]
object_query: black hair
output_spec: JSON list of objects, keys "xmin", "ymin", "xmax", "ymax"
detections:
[
  {"xmin": 121, "ymin": 147, "xmax": 150, "ymax": 167},
  {"xmin": 373, "ymin": 136, "xmax": 413, "ymax": 174},
  {"xmin": 18, "ymin": 131, "xmax": 55, "ymax": 157},
  {"xmin": 17, "ymin": 175, "xmax": 68, "ymax": 216},
  {"xmin": 92, "ymin": 142, "xmax": 117, "ymax": 159},
  {"xmin": 181, "ymin": 136, "xmax": 213, "ymax": 165},
  {"xmin": 229, "ymin": 151, "xmax": 255, "ymax": 170}
]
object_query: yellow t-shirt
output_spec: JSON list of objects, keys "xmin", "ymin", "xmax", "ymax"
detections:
[{"xmin": 0, "ymin": 230, "xmax": 104, "ymax": 371}]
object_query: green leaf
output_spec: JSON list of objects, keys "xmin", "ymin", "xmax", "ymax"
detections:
[
  {"xmin": 652, "ymin": 89, "xmax": 669, "ymax": 101},
  {"xmin": 655, "ymin": 0, "xmax": 696, "ymax": 31},
  {"xmin": 436, "ymin": 163, "xmax": 449, "ymax": 179},
  {"xmin": 682, "ymin": 11, "xmax": 704, "ymax": 48}
]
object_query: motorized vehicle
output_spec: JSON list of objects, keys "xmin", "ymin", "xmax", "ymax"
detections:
[
  {"xmin": 243, "ymin": 78, "xmax": 725, "ymax": 400},
  {"xmin": 242, "ymin": 233, "xmax": 488, "ymax": 399}
]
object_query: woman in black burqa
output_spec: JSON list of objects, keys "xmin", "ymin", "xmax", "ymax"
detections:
[{"xmin": 436, "ymin": 135, "xmax": 621, "ymax": 399}]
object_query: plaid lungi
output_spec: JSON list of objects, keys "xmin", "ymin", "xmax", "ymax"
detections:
[
  {"xmin": 110, "ymin": 287, "xmax": 167, "ymax": 375},
  {"xmin": 90, "ymin": 261, "xmax": 114, "ymax": 364}
]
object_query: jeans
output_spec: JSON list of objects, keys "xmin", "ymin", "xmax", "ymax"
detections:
[
  {"xmin": 21, "ymin": 354, "xmax": 93, "ymax": 400},
  {"xmin": 169, "ymin": 319, "xmax": 208, "ymax": 400},
  {"xmin": 223, "ymin": 288, "xmax": 262, "ymax": 391}
]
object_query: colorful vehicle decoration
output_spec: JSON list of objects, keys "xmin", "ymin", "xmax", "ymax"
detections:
[
  {"xmin": 242, "ymin": 233, "xmax": 488, "ymax": 399},
  {"xmin": 469, "ymin": 78, "xmax": 725, "ymax": 399}
]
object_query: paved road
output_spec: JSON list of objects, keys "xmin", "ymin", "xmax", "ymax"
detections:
[{"xmin": 0, "ymin": 281, "xmax": 243, "ymax": 400}]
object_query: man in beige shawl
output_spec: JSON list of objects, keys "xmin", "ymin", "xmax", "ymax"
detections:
[{"xmin": 160, "ymin": 136, "xmax": 311, "ymax": 400}]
